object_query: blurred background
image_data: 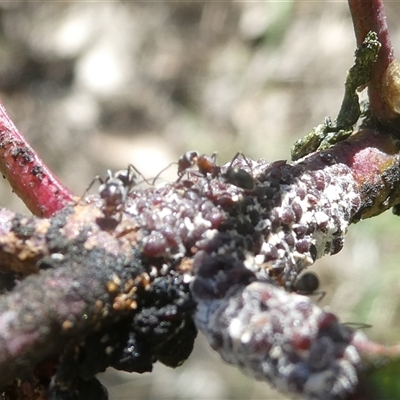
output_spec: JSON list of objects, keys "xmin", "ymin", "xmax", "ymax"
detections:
[{"xmin": 1, "ymin": 1, "xmax": 400, "ymax": 399}]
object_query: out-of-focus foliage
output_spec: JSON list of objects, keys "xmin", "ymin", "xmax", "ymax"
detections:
[
  {"xmin": 361, "ymin": 357, "xmax": 400, "ymax": 399},
  {"xmin": 0, "ymin": 2, "xmax": 400, "ymax": 399}
]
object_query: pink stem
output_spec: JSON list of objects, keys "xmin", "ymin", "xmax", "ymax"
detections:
[
  {"xmin": 0, "ymin": 103, "xmax": 75, "ymax": 217},
  {"xmin": 348, "ymin": 0, "xmax": 396, "ymax": 121}
]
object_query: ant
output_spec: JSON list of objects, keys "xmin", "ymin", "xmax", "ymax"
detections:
[
  {"xmin": 177, "ymin": 151, "xmax": 220, "ymax": 180},
  {"xmin": 223, "ymin": 152, "xmax": 255, "ymax": 190},
  {"xmin": 83, "ymin": 164, "xmax": 148, "ymax": 218},
  {"xmin": 149, "ymin": 151, "xmax": 220, "ymax": 185},
  {"xmin": 175, "ymin": 150, "xmax": 255, "ymax": 190},
  {"xmin": 292, "ymin": 271, "xmax": 325, "ymax": 301},
  {"xmin": 293, "ymin": 272, "xmax": 372, "ymax": 330}
]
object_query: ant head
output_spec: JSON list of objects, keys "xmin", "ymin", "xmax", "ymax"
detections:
[
  {"xmin": 114, "ymin": 168, "xmax": 137, "ymax": 188},
  {"xmin": 98, "ymin": 180, "xmax": 126, "ymax": 206},
  {"xmin": 178, "ymin": 151, "xmax": 199, "ymax": 175}
]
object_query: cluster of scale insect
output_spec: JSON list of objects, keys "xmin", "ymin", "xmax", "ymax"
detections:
[
  {"xmin": 116, "ymin": 153, "xmax": 361, "ymax": 294},
  {"xmin": 122, "ymin": 154, "xmax": 260, "ymax": 263},
  {"xmin": 188, "ymin": 155, "xmax": 361, "ymax": 301},
  {"xmin": 84, "ymin": 151, "xmax": 365, "ymax": 400},
  {"xmin": 194, "ymin": 281, "xmax": 364, "ymax": 400},
  {"xmin": 125, "ymin": 183, "xmax": 226, "ymax": 262},
  {"xmin": 236, "ymin": 158, "xmax": 360, "ymax": 287},
  {"xmin": 188, "ymin": 155, "xmax": 363, "ymax": 399}
]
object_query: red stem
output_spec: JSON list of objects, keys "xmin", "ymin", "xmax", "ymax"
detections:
[
  {"xmin": 0, "ymin": 103, "xmax": 75, "ymax": 217},
  {"xmin": 348, "ymin": 0, "xmax": 396, "ymax": 121}
]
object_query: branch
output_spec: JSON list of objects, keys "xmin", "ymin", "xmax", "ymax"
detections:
[
  {"xmin": 0, "ymin": 2, "xmax": 399, "ymax": 399},
  {"xmin": 348, "ymin": 0, "xmax": 400, "ymax": 124},
  {"xmin": 0, "ymin": 104, "xmax": 75, "ymax": 218},
  {"xmin": 0, "ymin": 123, "xmax": 398, "ymax": 398}
]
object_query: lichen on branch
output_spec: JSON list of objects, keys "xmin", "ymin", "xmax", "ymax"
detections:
[
  {"xmin": 348, "ymin": 0, "xmax": 400, "ymax": 124},
  {"xmin": 291, "ymin": 31, "xmax": 381, "ymax": 161}
]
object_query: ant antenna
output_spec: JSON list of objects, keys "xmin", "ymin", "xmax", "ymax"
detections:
[
  {"xmin": 343, "ymin": 322, "xmax": 372, "ymax": 330},
  {"xmin": 76, "ymin": 173, "xmax": 105, "ymax": 205},
  {"xmin": 151, "ymin": 162, "xmax": 178, "ymax": 185},
  {"xmin": 123, "ymin": 163, "xmax": 151, "ymax": 186}
]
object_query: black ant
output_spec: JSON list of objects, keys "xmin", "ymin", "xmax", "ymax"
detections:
[
  {"xmin": 292, "ymin": 271, "xmax": 325, "ymax": 301},
  {"xmin": 293, "ymin": 272, "xmax": 372, "ymax": 329},
  {"xmin": 223, "ymin": 152, "xmax": 255, "ymax": 190},
  {"xmin": 84, "ymin": 164, "xmax": 148, "ymax": 217}
]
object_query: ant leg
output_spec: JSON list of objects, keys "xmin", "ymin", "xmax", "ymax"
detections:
[
  {"xmin": 228, "ymin": 151, "xmax": 241, "ymax": 168},
  {"xmin": 314, "ymin": 290, "xmax": 326, "ymax": 303},
  {"xmin": 127, "ymin": 164, "xmax": 151, "ymax": 186},
  {"xmin": 343, "ymin": 322, "xmax": 372, "ymax": 330},
  {"xmin": 176, "ymin": 168, "xmax": 205, "ymax": 183},
  {"xmin": 241, "ymin": 153, "xmax": 254, "ymax": 172},
  {"xmin": 229, "ymin": 151, "xmax": 254, "ymax": 173},
  {"xmin": 151, "ymin": 162, "xmax": 177, "ymax": 185},
  {"xmin": 75, "ymin": 175, "xmax": 104, "ymax": 205},
  {"xmin": 211, "ymin": 152, "xmax": 218, "ymax": 164},
  {"xmin": 295, "ymin": 289, "xmax": 326, "ymax": 303}
]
